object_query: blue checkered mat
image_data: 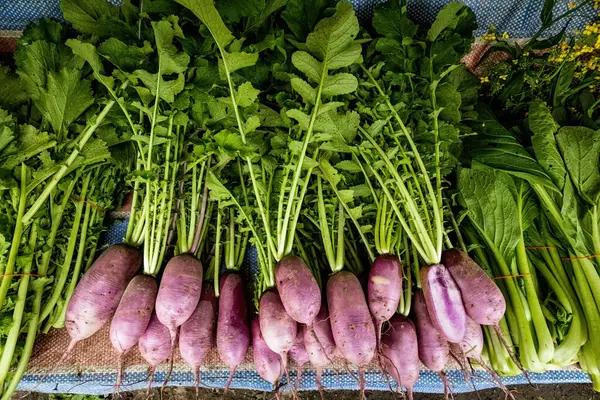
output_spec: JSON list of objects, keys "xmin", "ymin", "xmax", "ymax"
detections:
[
  {"xmin": 5, "ymin": 0, "xmax": 598, "ymax": 394},
  {"xmin": 0, "ymin": 0, "xmax": 597, "ymax": 37}
]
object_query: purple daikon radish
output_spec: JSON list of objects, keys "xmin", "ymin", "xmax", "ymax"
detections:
[
  {"xmin": 368, "ymin": 254, "xmax": 402, "ymax": 342},
  {"xmin": 155, "ymin": 254, "xmax": 204, "ymax": 342},
  {"xmin": 216, "ymin": 272, "xmax": 250, "ymax": 390},
  {"xmin": 139, "ymin": 312, "xmax": 172, "ymax": 393},
  {"xmin": 381, "ymin": 315, "xmax": 420, "ymax": 400},
  {"xmin": 412, "ymin": 291, "xmax": 449, "ymax": 372},
  {"xmin": 110, "ymin": 274, "xmax": 157, "ymax": 391},
  {"xmin": 64, "ymin": 244, "xmax": 141, "ymax": 356},
  {"xmin": 252, "ymin": 317, "xmax": 283, "ymax": 389},
  {"xmin": 289, "ymin": 325, "xmax": 310, "ymax": 391},
  {"xmin": 442, "ymin": 249, "xmax": 506, "ymax": 325},
  {"xmin": 259, "ymin": 290, "xmax": 297, "ymax": 372},
  {"xmin": 179, "ymin": 283, "xmax": 216, "ymax": 395},
  {"xmin": 421, "ymin": 264, "xmax": 467, "ymax": 343},
  {"xmin": 304, "ymin": 304, "xmax": 337, "ymax": 394},
  {"xmin": 327, "ymin": 271, "xmax": 376, "ymax": 398},
  {"xmin": 275, "ymin": 255, "xmax": 321, "ymax": 325}
]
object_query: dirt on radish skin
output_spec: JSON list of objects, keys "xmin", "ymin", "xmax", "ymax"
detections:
[
  {"xmin": 179, "ymin": 283, "xmax": 216, "ymax": 390},
  {"xmin": 327, "ymin": 272, "xmax": 376, "ymax": 366},
  {"xmin": 381, "ymin": 315, "xmax": 420, "ymax": 399},
  {"xmin": 65, "ymin": 244, "xmax": 141, "ymax": 349},
  {"xmin": 412, "ymin": 291, "xmax": 449, "ymax": 372},
  {"xmin": 368, "ymin": 254, "xmax": 402, "ymax": 340},
  {"xmin": 259, "ymin": 289, "xmax": 297, "ymax": 368},
  {"xmin": 304, "ymin": 304, "xmax": 337, "ymax": 392},
  {"xmin": 138, "ymin": 312, "xmax": 173, "ymax": 391},
  {"xmin": 421, "ymin": 264, "xmax": 467, "ymax": 343},
  {"xmin": 275, "ymin": 255, "xmax": 321, "ymax": 325},
  {"xmin": 251, "ymin": 317, "xmax": 283, "ymax": 387},
  {"xmin": 442, "ymin": 249, "xmax": 506, "ymax": 326},
  {"xmin": 216, "ymin": 273, "xmax": 250, "ymax": 389},
  {"xmin": 155, "ymin": 254, "xmax": 204, "ymax": 341}
]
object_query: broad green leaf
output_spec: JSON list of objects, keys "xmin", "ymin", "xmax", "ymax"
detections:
[
  {"xmin": 37, "ymin": 68, "xmax": 94, "ymax": 135},
  {"xmin": 373, "ymin": 0, "xmax": 418, "ymax": 39},
  {"xmin": 282, "ymin": 0, "xmax": 327, "ymax": 40},
  {"xmin": 215, "ymin": 0, "xmax": 264, "ymax": 22},
  {"xmin": 60, "ymin": 0, "xmax": 136, "ymax": 40},
  {"xmin": 459, "ymin": 165, "xmax": 521, "ymax": 262},
  {"xmin": 152, "ymin": 19, "xmax": 190, "ymax": 75},
  {"xmin": 322, "ymin": 73, "xmax": 358, "ymax": 97},
  {"xmin": 466, "ymin": 117, "xmax": 556, "ymax": 190},
  {"xmin": 427, "ymin": 2, "xmax": 474, "ymax": 41},
  {"xmin": 436, "ymin": 82, "xmax": 461, "ymax": 124},
  {"xmin": 291, "ymin": 78, "xmax": 316, "ymax": 104},
  {"xmin": 553, "ymin": 62, "xmax": 575, "ymax": 108},
  {"xmin": 1, "ymin": 125, "xmax": 52, "ymax": 169},
  {"xmin": 286, "ymin": 109, "xmax": 311, "ymax": 130},
  {"xmin": 236, "ymin": 82, "xmax": 260, "ymax": 107},
  {"xmin": 291, "ymin": 51, "xmax": 322, "ymax": 83},
  {"xmin": 66, "ymin": 39, "xmax": 104, "ymax": 73},
  {"xmin": 0, "ymin": 67, "xmax": 26, "ymax": 108},
  {"xmin": 133, "ymin": 71, "xmax": 185, "ymax": 103},
  {"xmin": 335, "ymin": 159, "xmax": 361, "ymax": 173},
  {"xmin": 98, "ymin": 38, "xmax": 153, "ymax": 71},
  {"xmin": 175, "ymin": 0, "xmax": 234, "ymax": 47},
  {"xmin": 305, "ymin": 2, "xmax": 359, "ymax": 67},
  {"xmin": 222, "ymin": 51, "xmax": 259, "ymax": 74},
  {"xmin": 245, "ymin": 115, "xmax": 261, "ymax": 132},
  {"xmin": 556, "ymin": 126, "xmax": 600, "ymax": 205},
  {"xmin": 528, "ymin": 101, "xmax": 566, "ymax": 190}
]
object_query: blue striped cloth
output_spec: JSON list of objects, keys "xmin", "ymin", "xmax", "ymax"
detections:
[{"xmin": 0, "ymin": 0, "xmax": 597, "ymax": 37}]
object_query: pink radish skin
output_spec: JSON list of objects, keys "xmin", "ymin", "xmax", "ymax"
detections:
[
  {"xmin": 110, "ymin": 274, "xmax": 157, "ymax": 390},
  {"xmin": 275, "ymin": 255, "xmax": 321, "ymax": 325},
  {"xmin": 65, "ymin": 244, "xmax": 141, "ymax": 351},
  {"xmin": 110, "ymin": 275, "xmax": 157, "ymax": 353},
  {"xmin": 259, "ymin": 289, "xmax": 297, "ymax": 369},
  {"xmin": 452, "ymin": 317, "xmax": 484, "ymax": 360},
  {"xmin": 442, "ymin": 249, "xmax": 506, "ymax": 326},
  {"xmin": 179, "ymin": 283, "xmax": 216, "ymax": 392},
  {"xmin": 289, "ymin": 325, "xmax": 310, "ymax": 367},
  {"xmin": 421, "ymin": 264, "xmax": 467, "ymax": 343},
  {"xmin": 138, "ymin": 312, "xmax": 173, "ymax": 392},
  {"xmin": 251, "ymin": 317, "xmax": 283, "ymax": 387},
  {"xmin": 327, "ymin": 271, "xmax": 376, "ymax": 397},
  {"xmin": 217, "ymin": 273, "xmax": 250, "ymax": 390},
  {"xmin": 303, "ymin": 305, "xmax": 337, "ymax": 392},
  {"xmin": 368, "ymin": 254, "xmax": 402, "ymax": 340},
  {"xmin": 381, "ymin": 315, "xmax": 420, "ymax": 399},
  {"xmin": 412, "ymin": 291, "xmax": 449, "ymax": 372},
  {"xmin": 289, "ymin": 325, "xmax": 309, "ymax": 391},
  {"xmin": 155, "ymin": 254, "xmax": 204, "ymax": 341}
]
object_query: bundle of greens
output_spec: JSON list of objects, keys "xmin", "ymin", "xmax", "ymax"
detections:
[
  {"xmin": 460, "ymin": 99, "xmax": 600, "ymax": 387},
  {"xmin": 0, "ymin": 19, "xmax": 127, "ymax": 397}
]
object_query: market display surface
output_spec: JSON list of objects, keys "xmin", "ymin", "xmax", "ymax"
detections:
[{"xmin": 1, "ymin": 0, "xmax": 600, "ymax": 398}]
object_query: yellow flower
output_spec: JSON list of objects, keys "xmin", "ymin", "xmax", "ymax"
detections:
[
  {"xmin": 482, "ymin": 122, "xmax": 486, "ymax": 127},
  {"xmin": 523, "ymin": 51, "xmax": 530, "ymax": 56},
  {"xmin": 480, "ymin": 76, "xmax": 490, "ymax": 83},
  {"xmin": 499, "ymin": 75, "xmax": 508, "ymax": 80},
  {"xmin": 595, "ymin": 0, "xmax": 600, "ymax": 9},
  {"xmin": 569, "ymin": 1, "xmax": 576, "ymax": 8},
  {"xmin": 502, "ymin": 32, "xmax": 509, "ymax": 39}
]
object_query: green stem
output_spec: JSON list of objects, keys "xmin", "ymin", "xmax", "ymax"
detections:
[
  {"xmin": 53, "ymin": 200, "xmax": 94, "ymax": 330},
  {"xmin": 214, "ymin": 204, "xmax": 223, "ymax": 296},
  {"xmin": 0, "ymin": 222, "xmax": 37, "ymax": 389},
  {"xmin": 515, "ymin": 238, "xmax": 554, "ymax": 364},
  {"xmin": 0, "ymin": 164, "xmax": 28, "ymax": 309},
  {"xmin": 361, "ymin": 65, "xmax": 442, "ymax": 263},
  {"xmin": 22, "ymin": 83, "xmax": 128, "ymax": 224},
  {"xmin": 358, "ymin": 127, "xmax": 437, "ymax": 264},
  {"xmin": 40, "ymin": 173, "xmax": 90, "ymax": 325}
]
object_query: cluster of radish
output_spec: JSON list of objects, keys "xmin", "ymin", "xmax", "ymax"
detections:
[{"xmin": 62, "ymin": 236, "xmax": 506, "ymax": 398}]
